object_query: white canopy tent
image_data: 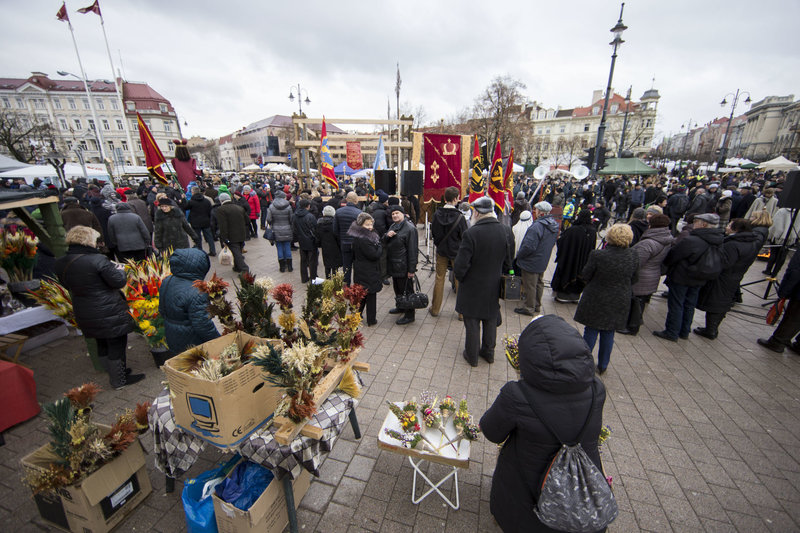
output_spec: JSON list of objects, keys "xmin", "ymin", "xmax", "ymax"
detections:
[
  {"xmin": 0, "ymin": 163, "xmax": 110, "ymax": 185},
  {"xmin": 0, "ymin": 154, "xmax": 30, "ymax": 172},
  {"xmin": 241, "ymin": 163, "xmax": 261, "ymax": 171},
  {"xmin": 758, "ymin": 156, "xmax": 799, "ymax": 171}
]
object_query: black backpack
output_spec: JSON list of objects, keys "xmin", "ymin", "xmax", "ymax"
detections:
[{"xmin": 687, "ymin": 243, "xmax": 723, "ymax": 280}]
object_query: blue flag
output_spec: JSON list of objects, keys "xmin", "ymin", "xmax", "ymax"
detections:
[{"xmin": 373, "ymin": 136, "xmax": 387, "ymax": 171}]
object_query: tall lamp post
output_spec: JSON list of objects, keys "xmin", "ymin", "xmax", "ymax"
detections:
[
  {"xmin": 289, "ymin": 84, "xmax": 311, "ymax": 175},
  {"xmin": 57, "ymin": 71, "xmax": 108, "ymax": 165},
  {"xmin": 617, "ymin": 86, "xmax": 632, "ymax": 157},
  {"xmin": 679, "ymin": 118, "xmax": 696, "ymax": 172},
  {"xmin": 715, "ymin": 89, "xmax": 751, "ymax": 172},
  {"xmin": 590, "ymin": 3, "xmax": 627, "ymax": 179}
]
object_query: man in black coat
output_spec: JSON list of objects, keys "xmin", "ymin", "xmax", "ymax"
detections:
[
  {"xmin": 429, "ymin": 186, "xmax": 468, "ymax": 317},
  {"xmin": 292, "ymin": 199, "xmax": 319, "ymax": 283},
  {"xmin": 384, "ymin": 205, "xmax": 418, "ymax": 325},
  {"xmin": 215, "ymin": 193, "xmax": 250, "ymax": 273},
  {"xmin": 654, "ymin": 213, "xmax": 724, "ymax": 341},
  {"xmin": 333, "ymin": 192, "xmax": 362, "ymax": 285},
  {"xmin": 187, "ymin": 188, "xmax": 216, "ymax": 256},
  {"xmin": 758, "ymin": 248, "xmax": 800, "ymax": 354},
  {"xmin": 455, "ymin": 196, "xmax": 514, "ymax": 366}
]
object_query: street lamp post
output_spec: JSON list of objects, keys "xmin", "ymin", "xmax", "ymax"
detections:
[
  {"xmin": 618, "ymin": 86, "xmax": 632, "ymax": 158},
  {"xmin": 715, "ymin": 89, "xmax": 751, "ymax": 172},
  {"xmin": 57, "ymin": 71, "xmax": 109, "ymax": 166},
  {"xmin": 289, "ymin": 84, "xmax": 311, "ymax": 175},
  {"xmin": 591, "ymin": 3, "xmax": 627, "ymax": 179},
  {"xmin": 679, "ymin": 118, "xmax": 696, "ymax": 172}
]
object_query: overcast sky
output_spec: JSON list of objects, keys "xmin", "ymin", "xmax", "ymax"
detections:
[{"xmin": 2, "ymin": 0, "xmax": 798, "ymax": 148}]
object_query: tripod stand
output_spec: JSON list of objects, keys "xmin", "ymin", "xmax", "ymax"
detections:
[{"xmin": 739, "ymin": 207, "xmax": 799, "ymax": 301}]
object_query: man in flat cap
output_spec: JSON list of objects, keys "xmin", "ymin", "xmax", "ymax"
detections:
[
  {"xmin": 454, "ymin": 196, "xmax": 514, "ymax": 366},
  {"xmin": 514, "ymin": 201, "xmax": 558, "ymax": 316}
]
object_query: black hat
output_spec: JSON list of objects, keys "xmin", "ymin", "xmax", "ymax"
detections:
[{"xmin": 388, "ymin": 205, "xmax": 405, "ymax": 215}]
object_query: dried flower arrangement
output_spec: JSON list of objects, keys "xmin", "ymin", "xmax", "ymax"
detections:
[
  {"xmin": 28, "ymin": 277, "xmax": 77, "ymax": 327},
  {"xmin": 124, "ymin": 253, "xmax": 171, "ymax": 349},
  {"xmin": 23, "ymin": 383, "xmax": 151, "ymax": 495},
  {"xmin": 169, "ymin": 339, "xmax": 259, "ymax": 381},
  {"xmin": 504, "ymin": 334, "xmax": 519, "ymax": 371},
  {"xmin": 0, "ymin": 225, "xmax": 39, "ymax": 282}
]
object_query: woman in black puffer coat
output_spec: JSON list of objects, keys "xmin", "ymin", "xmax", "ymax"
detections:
[
  {"xmin": 481, "ymin": 315, "xmax": 607, "ymax": 533},
  {"xmin": 54, "ymin": 226, "xmax": 144, "ymax": 389},
  {"xmin": 158, "ymin": 248, "xmax": 220, "ymax": 359},
  {"xmin": 348, "ymin": 213, "xmax": 383, "ymax": 326}
]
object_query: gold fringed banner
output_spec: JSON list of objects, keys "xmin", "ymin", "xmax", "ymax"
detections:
[{"xmin": 411, "ymin": 132, "xmax": 423, "ymax": 171}]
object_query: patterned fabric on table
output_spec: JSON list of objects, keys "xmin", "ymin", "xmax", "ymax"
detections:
[{"xmin": 148, "ymin": 386, "xmax": 359, "ymax": 480}]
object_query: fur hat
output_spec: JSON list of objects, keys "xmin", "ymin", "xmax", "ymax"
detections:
[
  {"xmin": 65, "ymin": 225, "xmax": 100, "ymax": 247},
  {"xmin": 218, "ymin": 193, "xmax": 232, "ymax": 204},
  {"xmin": 322, "ymin": 205, "xmax": 336, "ymax": 217}
]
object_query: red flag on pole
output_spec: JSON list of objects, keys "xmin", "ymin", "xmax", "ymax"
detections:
[
  {"xmin": 320, "ymin": 118, "xmax": 338, "ymax": 190},
  {"xmin": 56, "ymin": 3, "xmax": 69, "ymax": 22},
  {"xmin": 468, "ymin": 136, "xmax": 484, "ymax": 202},
  {"xmin": 136, "ymin": 113, "xmax": 168, "ymax": 185},
  {"xmin": 487, "ymin": 140, "xmax": 506, "ymax": 210},
  {"xmin": 77, "ymin": 0, "xmax": 102, "ymax": 16},
  {"xmin": 504, "ymin": 147, "xmax": 515, "ymax": 205}
]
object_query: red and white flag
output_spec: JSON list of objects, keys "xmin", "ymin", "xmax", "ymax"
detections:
[
  {"xmin": 56, "ymin": 3, "xmax": 69, "ymax": 22},
  {"xmin": 77, "ymin": 0, "xmax": 102, "ymax": 16}
]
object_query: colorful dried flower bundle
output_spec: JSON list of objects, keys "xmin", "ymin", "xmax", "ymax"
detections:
[
  {"xmin": 439, "ymin": 396, "xmax": 456, "ymax": 418},
  {"xmin": 170, "ymin": 340, "xmax": 259, "ymax": 381},
  {"xmin": 504, "ymin": 334, "xmax": 519, "ymax": 371},
  {"xmin": 28, "ymin": 277, "xmax": 77, "ymax": 327},
  {"xmin": 124, "ymin": 253, "xmax": 171, "ymax": 348},
  {"xmin": 0, "ymin": 225, "xmax": 38, "ymax": 282},
  {"xmin": 24, "ymin": 384, "xmax": 151, "ymax": 495},
  {"xmin": 194, "ymin": 273, "xmax": 238, "ymax": 333}
]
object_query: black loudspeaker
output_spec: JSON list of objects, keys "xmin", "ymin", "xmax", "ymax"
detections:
[
  {"xmin": 402, "ymin": 170, "xmax": 424, "ymax": 196},
  {"xmin": 778, "ymin": 171, "xmax": 800, "ymax": 209},
  {"xmin": 374, "ymin": 170, "xmax": 397, "ymax": 195}
]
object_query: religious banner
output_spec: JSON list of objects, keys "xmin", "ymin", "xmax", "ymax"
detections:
[
  {"xmin": 487, "ymin": 140, "xmax": 506, "ymax": 210},
  {"xmin": 346, "ymin": 141, "xmax": 363, "ymax": 170},
  {"xmin": 422, "ymin": 133, "xmax": 462, "ymax": 203}
]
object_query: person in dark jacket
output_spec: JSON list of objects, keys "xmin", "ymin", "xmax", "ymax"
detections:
[
  {"xmin": 317, "ymin": 205, "xmax": 342, "ymax": 278},
  {"xmin": 731, "ymin": 186, "xmax": 756, "ymax": 220},
  {"xmin": 628, "ymin": 182, "xmax": 645, "ymax": 218},
  {"xmin": 429, "ymin": 186, "xmax": 468, "ymax": 316},
  {"xmin": 510, "ymin": 191, "xmax": 530, "ymax": 226},
  {"xmin": 695, "ymin": 219, "xmax": 761, "ymax": 339},
  {"xmin": 127, "ymin": 193, "xmax": 154, "ymax": 235},
  {"xmin": 384, "ymin": 205, "xmax": 418, "ymax": 325},
  {"xmin": 666, "ymin": 186, "xmax": 690, "ymax": 233},
  {"xmin": 54, "ymin": 226, "xmax": 144, "ymax": 389},
  {"xmin": 349, "ymin": 213, "xmax": 383, "ymax": 326},
  {"xmin": 292, "ymin": 199, "xmax": 319, "ymax": 283},
  {"xmin": 154, "ymin": 198, "xmax": 198, "ymax": 254},
  {"xmin": 87, "ymin": 194, "xmax": 113, "ymax": 246},
  {"xmin": 267, "ymin": 190, "xmax": 294, "ymax": 272},
  {"xmin": 60, "ymin": 197, "xmax": 103, "ymax": 233},
  {"xmin": 216, "ymin": 193, "xmax": 250, "ymax": 273},
  {"xmin": 187, "ymin": 188, "xmax": 216, "ymax": 256},
  {"xmin": 368, "ymin": 190, "xmax": 390, "ymax": 237},
  {"xmin": 684, "ymin": 188, "xmax": 710, "ymax": 219},
  {"xmin": 551, "ymin": 209, "xmax": 597, "ymax": 303},
  {"xmin": 333, "ymin": 192, "xmax": 362, "ymax": 284},
  {"xmin": 628, "ymin": 207, "xmax": 649, "ymax": 245},
  {"xmin": 515, "ymin": 201, "xmax": 559, "ymax": 316},
  {"xmin": 159, "ymin": 248, "xmax": 220, "ymax": 357},
  {"xmin": 480, "ymin": 314, "xmax": 606, "ymax": 533},
  {"xmin": 107, "ymin": 203, "xmax": 150, "ymax": 262},
  {"xmin": 257, "ymin": 185, "xmax": 272, "ymax": 229},
  {"xmin": 654, "ymin": 212, "xmax": 725, "ymax": 341},
  {"xmin": 758, "ymin": 248, "xmax": 800, "ymax": 353},
  {"xmin": 454, "ymin": 196, "xmax": 514, "ymax": 366},
  {"xmin": 574, "ymin": 224, "xmax": 639, "ymax": 374},
  {"xmin": 619, "ymin": 214, "xmax": 673, "ymax": 335}
]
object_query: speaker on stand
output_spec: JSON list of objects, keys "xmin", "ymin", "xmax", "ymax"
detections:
[
  {"xmin": 401, "ymin": 170, "xmax": 424, "ymax": 197},
  {"xmin": 374, "ymin": 170, "xmax": 397, "ymax": 195}
]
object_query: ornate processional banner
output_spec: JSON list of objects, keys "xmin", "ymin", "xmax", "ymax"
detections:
[{"xmin": 422, "ymin": 133, "xmax": 462, "ymax": 203}]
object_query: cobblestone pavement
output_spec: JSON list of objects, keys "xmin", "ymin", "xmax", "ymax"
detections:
[{"xmin": 1, "ymin": 228, "xmax": 799, "ymax": 532}]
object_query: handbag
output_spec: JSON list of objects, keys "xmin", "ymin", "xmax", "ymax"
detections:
[
  {"xmin": 395, "ymin": 275, "xmax": 429, "ymax": 309},
  {"xmin": 218, "ymin": 245, "xmax": 233, "ymax": 266},
  {"xmin": 262, "ymin": 226, "xmax": 275, "ymax": 244},
  {"xmin": 767, "ymin": 298, "xmax": 786, "ymax": 325},
  {"xmin": 626, "ymin": 295, "xmax": 643, "ymax": 330},
  {"xmin": 501, "ymin": 273, "xmax": 522, "ymax": 300}
]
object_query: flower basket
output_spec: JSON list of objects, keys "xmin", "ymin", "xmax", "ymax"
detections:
[{"xmin": 0, "ymin": 225, "xmax": 39, "ymax": 283}]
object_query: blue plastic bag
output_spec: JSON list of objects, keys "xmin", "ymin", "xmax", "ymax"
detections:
[
  {"xmin": 215, "ymin": 461, "xmax": 274, "ymax": 511},
  {"xmin": 182, "ymin": 455, "xmax": 241, "ymax": 533}
]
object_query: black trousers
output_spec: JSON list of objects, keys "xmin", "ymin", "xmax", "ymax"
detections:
[
  {"xmin": 392, "ymin": 277, "xmax": 414, "ymax": 319},
  {"xmin": 463, "ymin": 316, "xmax": 497, "ymax": 364},
  {"xmin": 342, "ymin": 247, "xmax": 354, "ymax": 285},
  {"xmin": 359, "ymin": 292, "xmax": 377, "ymax": 324},
  {"xmin": 95, "ymin": 334, "xmax": 128, "ymax": 361},
  {"xmin": 299, "ymin": 249, "xmax": 319, "ymax": 282},
  {"xmin": 227, "ymin": 242, "xmax": 249, "ymax": 272}
]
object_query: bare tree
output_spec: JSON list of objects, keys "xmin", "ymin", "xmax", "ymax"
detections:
[
  {"xmin": 401, "ymin": 102, "xmax": 428, "ymax": 130},
  {"xmin": 471, "ymin": 76, "xmax": 529, "ymax": 151},
  {"xmin": 192, "ymin": 141, "xmax": 221, "ymax": 170},
  {"xmin": 0, "ymin": 109, "xmax": 57, "ymax": 163}
]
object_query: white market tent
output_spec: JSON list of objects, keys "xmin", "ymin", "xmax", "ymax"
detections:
[
  {"xmin": 725, "ymin": 157, "xmax": 756, "ymax": 167},
  {"xmin": 0, "ymin": 154, "xmax": 30, "ymax": 172},
  {"xmin": 0, "ymin": 163, "xmax": 109, "ymax": 184},
  {"xmin": 241, "ymin": 163, "xmax": 261, "ymax": 171},
  {"xmin": 758, "ymin": 156, "xmax": 800, "ymax": 171}
]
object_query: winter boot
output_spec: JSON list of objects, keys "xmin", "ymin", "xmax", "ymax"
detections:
[
  {"xmin": 106, "ymin": 358, "xmax": 145, "ymax": 390},
  {"xmin": 286, "ymin": 258, "xmax": 294, "ymax": 272},
  {"xmin": 279, "ymin": 259, "xmax": 286, "ymax": 272}
]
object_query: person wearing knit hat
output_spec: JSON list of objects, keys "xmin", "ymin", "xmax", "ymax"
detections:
[
  {"xmin": 318, "ymin": 205, "xmax": 342, "ymax": 278},
  {"xmin": 242, "ymin": 184, "xmax": 260, "ymax": 238},
  {"xmin": 384, "ymin": 204, "xmax": 418, "ymax": 325},
  {"xmin": 215, "ymin": 191, "xmax": 250, "ymax": 273},
  {"xmin": 514, "ymin": 201, "xmax": 559, "ymax": 316}
]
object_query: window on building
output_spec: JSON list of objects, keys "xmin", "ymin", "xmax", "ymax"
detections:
[
  {"xmin": 592, "ymin": 106, "xmax": 599, "ymax": 115},
  {"xmin": 82, "ymin": 98, "xmax": 90, "ymax": 110},
  {"xmin": 16, "ymin": 97, "xmax": 24, "ymax": 109},
  {"xmin": 610, "ymin": 104, "xmax": 618, "ymax": 113},
  {"xmin": 136, "ymin": 141, "xmax": 142, "ymax": 151},
  {"xmin": 542, "ymin": 142, "xmax": 549, "ymax": 150},
  {"xmin": 116, "ymin": 119, "xmax": 123, "ymax": 130},
  {"xmin": 144, "ymin": 119, "xmax": 151, "ymax": 130},
  {"xmin": 95, "ymin": 98, "xmax": 104, "ymax": 110},
  {"xmin": 545, "ymin": 128, "xmax": 551, "ymax": 134},
  {"xmin": 59, "ymin": 118, "xmax": 68, "ymax": 130},
  {"xmin": 87, "ymin": 119, "xmax": 95, "ymax": 130},
  {"xmin": 53, "ymin": 98, "xmax": 62, "ymax": 109},
  {"xmin": 164, "ymin": 121, "xmax": 172, "ymax": 133},
  {"xmin": 101, "ymin": 119, "xmax": 109, "ymax": 130},
  {"xmin": 73, "ymin": 118, "xmax": 82, "ymax": 130},
  {"xmin": 66, "ymin": 140, "xmax": 73, "ymax": 150},
  {"xmin": 1, "ymin": 97, "xmax": 10, "ymax": 108},
  {"xmin": 107, "ymin": 141, "xmax": 114, "ymax": 151},
  {"xmin": 645, "ymin": 119, "xmax": 652, "ymax": 128},
  {"xmin": 584, "ymin": 123, "xmax": 590, "ymax": 132},
  {"xmin": 559, "ymin": 125, "xmax": 566, "ymax": 133},
  {"xmin": 121, "ymin": 140, "xmax": 128, "ymax": 151},
  {"xmin": 126, "ymin": 101, "xmax": 135, "ymax": 111},
  {"xmin": 159, "ymin": 103, "xmax": 168, "ymax": 113},
  {"xmin": 111, "ymin": 99, "xmax": 119, "ymax": 110},
  {"xmin": 79, "ymin": 140, "xmax": 88, "ymax": 150},
  {"xmin": 89, "ymin": 139, "xmax": 98, "ymax": 150},
  {"xmin": 167, "ymin": 141, "xmax": 174, "ymax": 152},
  {"xmin": 131, "ymin": 119, "xmax": 138, "ymax": 130},
  {"xmin": 68, "ymin": 98, "xmax": 77, "ymax": 109}
]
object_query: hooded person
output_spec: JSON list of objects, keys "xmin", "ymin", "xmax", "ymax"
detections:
[
  {"xmin": 267, "ymin": 190, "xmax": 295, "ymax": 272},
  {"xmin": 158, "ymin": 248, "xmax": 220, "ymax": 360},
  {"xmin": 171, "ymin": 139, "xmax": 203, "ymax": 190},
  {"xmin": 514, "ymin": 201, "xmax": 559, "ymax": 316},
  {"xmin": 154, "ymin": 198, "xmax": 198, "ymax": 253},
  {"xmin": 511, "ymin": 209, "xmax": 533, "ymax": 257},
  {"xmin": 550, "ymin": 208, "xmax": 597, "ymax": 303},
  {"xmin": 106, "ymin": 202, "xmax": 151, "ymax": 262},
  {"xmin": 480, "ymin": 314, "xmax": 606, "ymax": 533},
  {"xmin": 317, "ymin": 205, "xmax": 343, "ymax": 278}
]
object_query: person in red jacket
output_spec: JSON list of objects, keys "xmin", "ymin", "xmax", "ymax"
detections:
[
  {"xmin": 243, "ymin": 185, "xmax": 260, "ymax": 238},
  {"xmin": 171, "ymin": 139, "xmax": 203, "ymax": 190}
]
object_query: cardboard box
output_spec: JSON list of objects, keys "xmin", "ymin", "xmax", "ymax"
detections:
[
  {"xmin": 213, "ymin": 462, "xmax": 312, "ymax": 533},
  {"xmin": 163, "ymin": 331, "xmax": 282, "ymax": 449},
  {"xmin": 21, "ymin": 433, "xmax": 152, "ymax": 533}
]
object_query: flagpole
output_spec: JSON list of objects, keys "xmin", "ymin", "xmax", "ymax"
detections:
[
  {"xmin": 96, "ymin": 8, "xmax": 136, "ymax": 169},
  {"xmin": 64, "ymin": 17, "xmax": 111, "ymax": 179}
]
